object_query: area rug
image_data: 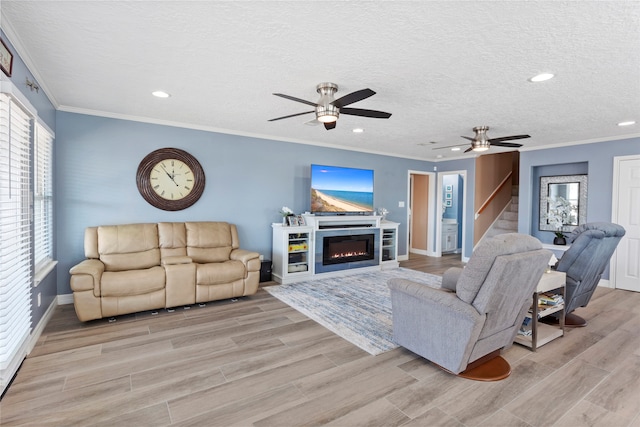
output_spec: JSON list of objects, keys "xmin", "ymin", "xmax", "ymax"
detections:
[{"xmin": 263, "ymin": 268, "xmax": 442, "ymax": 355}]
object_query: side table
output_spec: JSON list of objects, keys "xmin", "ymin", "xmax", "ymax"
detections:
[{"xmin": 515, "ymin": 270, "xmax": 566, "ymax": 351}]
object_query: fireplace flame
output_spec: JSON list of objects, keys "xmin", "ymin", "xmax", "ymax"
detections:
[{"xmin": 330, "ymin": 251, "xmax": 368, "ymax": 259}]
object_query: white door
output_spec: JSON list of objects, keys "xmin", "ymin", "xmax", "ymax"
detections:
[{"xmin": 612, "ymin": 156, "xmax": 640, "ymax": 292}]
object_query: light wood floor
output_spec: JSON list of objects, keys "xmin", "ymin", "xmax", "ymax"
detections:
[{"xmin": 2, "ymin": 254, "xmax": 640, "ymax": 426}]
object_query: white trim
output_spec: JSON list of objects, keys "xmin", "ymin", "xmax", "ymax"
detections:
[
  {"xmin": 397, "ymin": 254, "xmax": 409, "ymax": 262},
  {"xmin": 27, "ymin": 298, "xmax": 57, "ymax": 354},
  {"xmin": 34, "ymin": 260, "xmax": 57, "ymax": 288},
  {"xmin": 407, "ymin": 170, "xmax": 437, "ymax": 259},
  {"xmin": 0, "ymin": 19, "xmax": 59, "ymax": 108},
  {"xmin": 597, "ymin": 279, "xmax": 612, "ymax": 289},
  {"xmin": 436, "ymin": 170, "xmax": 468, "ymax": 259},
  {"xmin": 57, "ymin": 294, "xmax": 74, "ymax": 305}
]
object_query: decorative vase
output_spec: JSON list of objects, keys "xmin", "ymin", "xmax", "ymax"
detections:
[
  {"xmin": 282, "ymin": 217, "xmax": 287, "ymax": 225},
  {"xmin": 553, "ymin": 236, "xmax": 566, "ymax": 245}
]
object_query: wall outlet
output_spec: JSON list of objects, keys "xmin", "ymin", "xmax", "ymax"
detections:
[
  {"xmin": 398, "ymin": 201, "xmax": 405, "ymax": 208},
  {"xmin": 259, "ymin": 254, "xmax": 264, "ymax": 261}
]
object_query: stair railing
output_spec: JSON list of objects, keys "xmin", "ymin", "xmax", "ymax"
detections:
[{"xmin": 475, "ymin": 171, "xmax": 513, "ymax": 220}]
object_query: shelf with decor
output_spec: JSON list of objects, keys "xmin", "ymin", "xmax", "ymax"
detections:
[
  {"xmin": 515, "ymin": 270, "xmax": 566, "ymax": 351},
  {"xmin": 272, "ymin": 224, "xmax": 313, "ymax": 284}
]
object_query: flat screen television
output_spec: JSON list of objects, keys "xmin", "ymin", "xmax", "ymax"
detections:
[{"xmin": 310, "ymin": 164, "xmax": 374, "ymax": 214}]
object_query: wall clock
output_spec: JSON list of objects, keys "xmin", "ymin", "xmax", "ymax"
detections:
[{"xmin": 136, "ymin": 148, "xmax": 205, "ymax": 211}]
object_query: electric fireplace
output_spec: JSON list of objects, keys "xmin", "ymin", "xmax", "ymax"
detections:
[{"xmin": 315, "ymin": 228, "xmax": 380, "ymax": 273}]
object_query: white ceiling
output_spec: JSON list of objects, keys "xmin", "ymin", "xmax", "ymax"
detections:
[{"xmin": 2, "ymin": 1, "xmax": 639, "ymax": 161}]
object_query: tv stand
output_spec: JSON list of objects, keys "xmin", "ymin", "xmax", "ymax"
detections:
[{"xmin": 271, "ymin": 215, "xmax": 399, "ymax": 284}]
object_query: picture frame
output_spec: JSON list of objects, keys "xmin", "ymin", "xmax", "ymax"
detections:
[
  {"xmin": 539, "ymin": 174, "xmax": 588, "ymax": 232},
  {"xmin": 445, "ymin": 192, "xmax": 452, "ymax": 200},
  {"xmin": 445, "ymin": 185, "xmax": 453, "ymax": 192},
  {"xmin": 296, "ymin": 215, "xmax": 305, "ymax": 226},
  {"xmin": 0, "ymin": 38, "xmax": 13, "ymax": 77},
  {"xmin": 287, "ymin": 216, "xmax": 298, "ymax": 227},
  {"xmin": 445, "ymin": 200, "xmax": 452, "ymax": 207}
]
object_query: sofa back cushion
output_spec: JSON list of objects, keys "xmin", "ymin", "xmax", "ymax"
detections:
[
  {"xmin": 185, "ymin": 222, "xmax": 234, "ymax": 263},
  {"xmin": 158, "ymin": 222, "xmax": 188, "ymax": 258},
  {"xmin": 97, "ymin": 223, "xmax": 160, "ymax": 272}
]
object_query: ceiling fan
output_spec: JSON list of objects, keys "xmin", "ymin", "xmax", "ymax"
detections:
[
  {"xmin": 268, "ymin": 82, "xmax": 392, "ymax": 130},
  {"xmin": 434, "ymin": 126, "xmax": 530, "ymax": 153}
]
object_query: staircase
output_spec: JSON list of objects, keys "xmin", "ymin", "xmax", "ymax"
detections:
[{"xmin": 484, "ymin": 185, "xmax": 519, "ymax": 239}]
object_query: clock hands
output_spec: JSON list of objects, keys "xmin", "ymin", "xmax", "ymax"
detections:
[{"xmin": 161, "ymin": 164, "xmax": 179, "ymax": 187}]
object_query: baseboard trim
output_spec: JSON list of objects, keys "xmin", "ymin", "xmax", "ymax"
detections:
[
  {"xmin": 27, "ymin": 298, "xmax": 57, "ymax": 353},
  {"xmin": 598, "ymin": 279, "xmax": 612, "ymax": 289},
  {"xmin": 57, "ymin": 293, "xmax": 74, "ymax": 305}
]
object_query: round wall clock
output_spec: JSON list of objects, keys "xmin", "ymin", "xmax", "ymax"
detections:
[{"xmin": 136, "ymin": 147, "xmax": 205, "ymax": 211}]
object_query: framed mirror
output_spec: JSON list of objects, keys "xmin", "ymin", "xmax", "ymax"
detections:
[{"xmin": 539, "ymin": 174, "xmax": 587, "ymax": 232}]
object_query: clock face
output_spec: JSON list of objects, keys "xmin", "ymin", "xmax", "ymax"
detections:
[
  {"xmin": 150, "ymin": 158, "xmax": 194, "ymax": 200},
  {"xmin": 136, "ymin": 148, "xmax": 205, "ymax": 211}
]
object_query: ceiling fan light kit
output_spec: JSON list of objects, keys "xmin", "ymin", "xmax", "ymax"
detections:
[
  {"xmin": 269, "ymin": 82, "xmax": 391, "ymax": 130},
  {"xmin": 433, "ymin": 126, "xmax": 531, "ymax": 153}
]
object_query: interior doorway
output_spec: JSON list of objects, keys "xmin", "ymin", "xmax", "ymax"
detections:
[
  {"xmin": 407, "ymin": 171, "xmax": 436, "ymax": 257},
  {"xmin": 436, "ymin": 170, "xmax": 467, "ymax": 259}
]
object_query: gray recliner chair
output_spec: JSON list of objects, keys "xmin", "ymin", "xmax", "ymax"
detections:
[
  {"xmin": 553, "ymin": 222, "xmax": 625, "ymax": 326},
  {"xmin": 388, "ymin": 234, "xmax": 551, "ymax": 381}
]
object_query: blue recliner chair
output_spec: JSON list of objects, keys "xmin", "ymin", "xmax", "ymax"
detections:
[
  {"xmin": 388, "ymin": 234, "xmax": 551, "ymax": 381},
  {"xmin": 554, "ymin": 222, "xmax": 625, "ymax": 326}
]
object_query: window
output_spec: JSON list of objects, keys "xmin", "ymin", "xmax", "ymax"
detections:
[
  {"xmin": 34, "ymin": 122, "xmax": 54, "ymax": 273},
  {"xmin": 0, "ymin": 92, "xmax": 32, "ymax": 395}
]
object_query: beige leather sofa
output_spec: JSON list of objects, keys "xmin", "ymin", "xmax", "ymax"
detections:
[{"xmin": 69, "ymin": 222, "xmax": 261, "ymax": 321}]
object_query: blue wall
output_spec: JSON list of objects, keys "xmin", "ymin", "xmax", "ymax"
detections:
[
  {"xmin": 519, "ymin": 137, "xmax": 640, "ymax": 242},
  {"xmin": 55, "ymin": 112, "xmax": 435, "ymax": 295}
]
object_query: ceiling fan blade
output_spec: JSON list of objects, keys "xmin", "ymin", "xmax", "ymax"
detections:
[
  {"xmin": 340, "ymin": 108, "xmax": 391, "ymax": 119},
  {"xmin": 324, "ymin": 121, "xmax": 337, "ymax": 130},
  {"xmin": 491, "ymin": 141, "xmax": 523, "ymax": 148},
  {"xmin": 273, "ymin": 93, "xmax": 318, "ymax": 107},
  {"xmin": 432, "ymin": 143, "xmax": 469, "ymax": 150},
  {"xmin": 332, "ymin": 88, "xmax": 376, "ymax": 108},
  {"xmin": 488, "ymin": 134, "xmax": 530, "ymax": 143},
  {"xmin": 464, "ymin": 147, "xmax": 473, "ymax": 153},
  {"xmin": 461, "ymin": 136, "xmax": 475, "ymax": 141},
  {"xmin": 268, "ymin": 110, "xmax": 315, "ymax": 121}
]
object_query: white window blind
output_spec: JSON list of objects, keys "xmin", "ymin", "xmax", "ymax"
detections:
[
  {"xmin": 34, "ymin": 123, "xmax": 53, "ymax": 272},
  {"xmin": 0, "ymin": 92, "xmax": 32, "ymax": 395}
]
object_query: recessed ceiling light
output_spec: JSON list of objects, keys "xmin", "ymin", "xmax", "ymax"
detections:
[
  {"xmin": 451, "ymin": 147, "xmax": 461, "ymax": 151},
  {"xmin": 617, "ymin": 120, "xmax": 636, "ymax": 127},
  {"xmin": 529, "ymin": 73, "xmax": 554, "ymax": 82},
  {"xmin": 352, "ymin": 128, "xmax": 364, "ymax": 133},
  {"xmin": 152, "ymin": 90, "xmax": 171, "ymax": 98}
]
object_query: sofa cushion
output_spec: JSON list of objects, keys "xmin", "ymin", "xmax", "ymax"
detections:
[
  {"xmin": 98, "ymin": 224, "xmax": 160, "ymax": 272},
  {"xmin": 196, "ymin": 260, "xmax": 245, "ymax": 286},
  {"xmin": 186, "ymin": 222, "xmax": 233, "ymax": 263},
  {"xmin": 101, "ymin": 266, "xmax": 165, "ymax": 297}
]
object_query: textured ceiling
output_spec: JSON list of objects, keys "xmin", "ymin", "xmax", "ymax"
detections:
[{"xmin": 2, "ymin": 1, "xmax": 639, "ymax": 161}]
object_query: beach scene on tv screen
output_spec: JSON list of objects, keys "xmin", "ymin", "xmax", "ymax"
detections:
[{"xmin": 311, "ymin": 165, "xmax": 374, "ymax": 213}]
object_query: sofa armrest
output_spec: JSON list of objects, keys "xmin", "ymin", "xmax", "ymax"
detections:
[
  {"xmin": 69, "ymin": 259, "xmax": 105, "ymax": 293},
  {"xmin": 441, "ymin": 267, "xmax": 463, "ymax": 291},
  {"xmin": 230, "ymin": 249, "xmax": 260, "ymax": 266},
  {"xmin": 162, "ymin": 256, "xmax": 192, "ymax": 266}
]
